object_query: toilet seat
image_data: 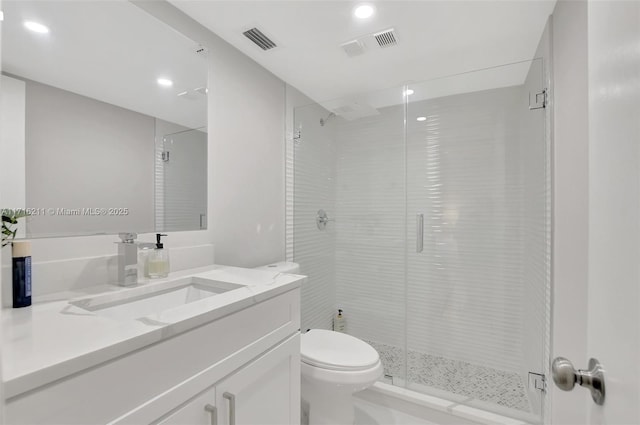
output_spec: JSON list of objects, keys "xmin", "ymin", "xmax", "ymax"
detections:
[{"xmin": 301, "ymin": 329, "xmax": 380, "ymax": 371}]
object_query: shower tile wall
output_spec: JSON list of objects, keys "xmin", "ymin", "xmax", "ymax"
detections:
[
  {"xmin": 293, "ymin": 103, "xmax": 337, "ymax": 331},
  {"xmin": 334, "ymin": 107, "xmax": 407, "ymax": 349}
]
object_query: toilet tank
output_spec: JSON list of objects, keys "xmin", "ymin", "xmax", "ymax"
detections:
[{"xmin": 254, "ymin": 261, "xmax": 300, "ymax": 274}]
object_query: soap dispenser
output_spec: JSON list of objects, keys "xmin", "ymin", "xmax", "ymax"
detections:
[
  {"xmin": 333, "ymin": 309, "xmax": 346, "ymax": 333},
  {"xmin": 148, "ymin": 233, "xmax": 170, "ymax": 278}
]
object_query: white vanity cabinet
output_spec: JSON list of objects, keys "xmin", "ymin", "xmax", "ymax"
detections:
[
  {"xmin": 158, "ymin": 334, "xmax": 299, "ymax": 425},
  {"xmin": 156, "ymin": 386, "xmax": 218, "ymax": 425},
  {"xmin": 4, "ymin": 287, "xmax": 301, "ymax": 425},
  {"xmin": 214, "ymin": 334, "xmax": 299, "ymax": 425}
]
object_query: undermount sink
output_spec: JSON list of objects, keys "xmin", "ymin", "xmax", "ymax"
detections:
[{"xmin": 70, "ymin": 276, "xmax": 245, "ymax": 321}]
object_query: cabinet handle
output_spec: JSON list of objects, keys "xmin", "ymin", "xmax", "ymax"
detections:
[
  {"xmin": 223, "ymin": 392, "xmax": 236, "ymax": 425},
  {"xmin": 204, "ymin": 404, "xmax": 217, "ymax": 425}
]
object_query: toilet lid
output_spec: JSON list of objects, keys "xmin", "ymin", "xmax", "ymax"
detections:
[{"xmin": 301, "ymin": 330, "xmax": 380, "ymax": 371}]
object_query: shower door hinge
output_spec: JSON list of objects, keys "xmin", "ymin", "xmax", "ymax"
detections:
[
  {"xmin": 528, "ymin": 371, "xmax": 547, "ymax": 392},
  {"xmin": 529, "ymin": 89, "xmax": 547, "ymax": 110},
  {"xmin": 162, "ymin": 151, "xmax": 170, "ymax": 162}
]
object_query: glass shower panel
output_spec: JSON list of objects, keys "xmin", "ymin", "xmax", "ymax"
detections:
[
  {"xmin": 292, "ymin": 86, "xmax": 408, "ymax": 383},
  {"xmin": 156, "ymin": 127, "xmax": 208, "ymax": 232},
  {"xmin": 404, "ymin": 59, "xmax": 549, "ymax": 422}
]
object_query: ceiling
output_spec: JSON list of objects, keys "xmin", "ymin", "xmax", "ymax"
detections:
[
  {"xmin": 2, "ymin": 0, "xmax": 208, "ymax": 129},
  {"xmin": 169, "ymin": 0, "xmax": 556, "ymax": 104}
]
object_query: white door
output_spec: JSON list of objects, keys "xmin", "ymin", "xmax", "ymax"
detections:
[
  {"xmin": 553, "ymin": 1, "xmax": 640, "ymax": 423},
  {"xmin": 584, "ymin": 0, "xmax": 640, "ymax": 423}
]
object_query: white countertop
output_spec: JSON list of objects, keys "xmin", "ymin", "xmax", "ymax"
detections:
[{"xmin": 1, "ymin": 264, "xmax": 304, "ymax": 399}]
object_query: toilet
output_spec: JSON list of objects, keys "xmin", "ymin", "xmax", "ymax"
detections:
[
  {"xmin": 301, "ymin": 330, "xmax": 383, "ymax": 425},
  {"xmin": 254, "ymin": 262, "xmax": 383, "ymax": 425}
]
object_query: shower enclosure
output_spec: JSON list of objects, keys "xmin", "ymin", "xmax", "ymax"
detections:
[
  {"xmin": 155, "ymin": 127, "xmax": 208, "ymax": 232},
  {"xmin": 288, "ymin": 59, "xmax": 550, "ymax": 423}
]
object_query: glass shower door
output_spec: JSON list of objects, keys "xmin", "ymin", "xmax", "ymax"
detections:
[
  {"xmin": 404, "ymin": 59, "xmax": 550, "ymax": 422},
  {"xmin": 289, "ymin": 58, "xmax": 550, "ymax": 425}
]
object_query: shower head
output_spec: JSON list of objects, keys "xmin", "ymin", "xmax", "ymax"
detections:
[{"xmin": 320, "ymin": 112, "xmax": 336, "ymax": 126}]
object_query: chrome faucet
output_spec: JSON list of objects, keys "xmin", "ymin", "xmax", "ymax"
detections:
[{"xmin": 116, "ymin": 232, "xmax": 155, "ymax": 286}]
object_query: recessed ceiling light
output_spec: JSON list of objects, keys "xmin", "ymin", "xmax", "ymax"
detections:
[
  {"xmin": 24, "ymin": 20, "xmax": 49, "ymax": 34},
  {"xmin": 354, "ymin": 4, "xmax": 375, "ymax": 19},
  {"xmin": 157, "ymin": 78, "xmax": 173, "ymax": 87},
  {"xmin": 404, "ymin": 89, "xmax": 414, "ymax": 96},
  {"xmin": 416, "ymin": 116, "xmax": 427, "ymax": 122},
  {"xmin": 0, "ymin": 11, "xmax": 5, "ymax": 22}
]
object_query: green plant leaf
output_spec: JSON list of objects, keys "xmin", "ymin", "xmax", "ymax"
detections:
[{"xmin": 1, "ymin": 209, "xmax": 29, "ymax": 245}]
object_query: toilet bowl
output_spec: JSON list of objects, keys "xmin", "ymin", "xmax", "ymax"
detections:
[{"xmin": 301, "ymin": 329, "xmax": 383, "ymax": 425}]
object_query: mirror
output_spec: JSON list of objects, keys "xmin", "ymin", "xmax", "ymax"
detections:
[{"xmin": 0, "ymin": 0, "xmax": 208, "ymax": 238}]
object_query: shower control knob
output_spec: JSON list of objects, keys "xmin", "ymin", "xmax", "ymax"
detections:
[
  {"xmin": 316, "ymin": 209, "xmax": 332, "ymax": 230},
  {"xmin": 551, "ymin": 357, "xmax": 605, "ymax": 405}
]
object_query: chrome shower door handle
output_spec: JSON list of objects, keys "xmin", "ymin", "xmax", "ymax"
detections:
[
  {"xmin": 416, "ymin": 214, "xmax": 424, "ymax": 253},
  {"xmin": 552, "ymin": 357, "xmax": 605, "ymax": 405}
]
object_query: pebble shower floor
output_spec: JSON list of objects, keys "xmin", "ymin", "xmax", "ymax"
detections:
[{"xmin": 368, "ymin": 340, "xmax": 530, "ymax": 413}]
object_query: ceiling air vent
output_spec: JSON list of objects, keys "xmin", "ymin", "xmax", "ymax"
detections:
[
  {"xmin": 243, "ymin": 27, "xmax": 277, "ymax": 51},
  {"xmin": 341, "ymin": 39, "xmax": 365, "ymax": 57},
  {"xmin": 374, "ymin": 28, "xmax": 398, "ymax": 48}
]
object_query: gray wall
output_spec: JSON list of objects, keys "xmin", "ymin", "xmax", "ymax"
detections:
[
  {"xmin": 208, "ymin": 44, "xmax": 285, "ymax": 267},
  {"xmin": 133, "ymin": 1, "xmax": 288, "ymax": 268},
  {"xmin": 24, "ymin": 79, "xmax": 155, "ymax": 236}
]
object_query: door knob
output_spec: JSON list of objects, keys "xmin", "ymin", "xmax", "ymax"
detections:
[{"xmin": 551, "ymin": 357, "xmax": 605, "ymax": 405}]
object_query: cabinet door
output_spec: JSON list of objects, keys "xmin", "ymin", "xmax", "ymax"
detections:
[
  {"xmin": 216, "ymin": 334, "xmax": 300, "ymax": 425},
  {"xmin": 157, "ymin": 386, "xmax": 217, "ymax": 425}
]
